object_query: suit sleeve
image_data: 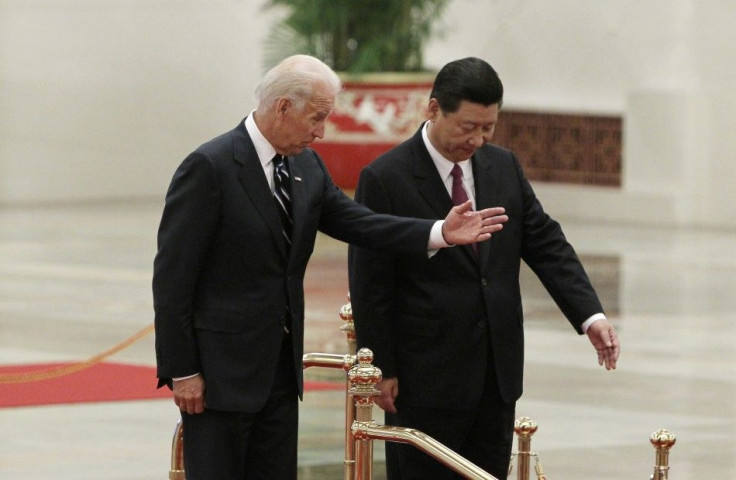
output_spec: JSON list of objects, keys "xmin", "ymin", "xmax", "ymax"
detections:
[
  {"xmin": 314, "ymin": 153, "xmax": 434, "ymax": 253},
  {"xmin": 152, "ymin": 152, "xmax": 221, "ymax": 385},
  {"xmin": 348, "ymin": 166, "xmax": 400, "ymax": 378},
  {"xmin": 515, "ymin": 155, "xmax": 604, "ymax": 332}
]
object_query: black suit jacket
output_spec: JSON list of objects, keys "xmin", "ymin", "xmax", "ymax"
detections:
[
  {"xmin": 348, "ymin": 125, "xmax": 603, "ymax": 408},
  {"xmin": 153, "ymin": 119, "xmax": 434, "ymax": 413}
]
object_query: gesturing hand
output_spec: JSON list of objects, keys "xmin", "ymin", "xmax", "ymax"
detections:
[
  {"xmin": 442, "ymin": 201, "xmax": 508, "ymax": 245},
  {"xmin": 586, "ymin": 320, "xmax": 620, "ymax": 370}
]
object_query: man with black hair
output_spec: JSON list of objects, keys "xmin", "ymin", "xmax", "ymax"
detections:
[{"xmin": 349, "ymin": 57, "xmax": 620, "ymax": 479}]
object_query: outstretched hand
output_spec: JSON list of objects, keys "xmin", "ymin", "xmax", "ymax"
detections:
[
  {"xmin": 442, "ymin": 201, "xmax": 508, "ymax": 246},
  {"xmin": 586, "ymin": 319, "xmax": 620, "ymax": 370}
]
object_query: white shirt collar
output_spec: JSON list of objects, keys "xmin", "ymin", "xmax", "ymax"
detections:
[
  {"xmin": 421, "ymin": 121, "xmax": 472, "ymax": 183},
  {"xmin": 245, "ymin": 111, "xmax": 277, "ymax": 168}
]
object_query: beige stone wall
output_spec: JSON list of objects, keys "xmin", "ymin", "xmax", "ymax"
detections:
[{"xmin": 2, "ymin": 0, "xmax": 735, "ymax": 229}]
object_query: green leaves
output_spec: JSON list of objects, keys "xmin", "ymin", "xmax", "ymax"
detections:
[{"xmin": 262, "ymin": 0, "xmax": 450, "ymax": 73}]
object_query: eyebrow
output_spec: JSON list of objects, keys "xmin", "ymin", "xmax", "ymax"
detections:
[{"xmin": 463, "ymin": 120, "xmax": 495, "ymax": 127}]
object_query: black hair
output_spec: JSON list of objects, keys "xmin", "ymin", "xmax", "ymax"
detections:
[{"xmin": 430, "ymin": 57, "xmax": 504, "ymax": 113}]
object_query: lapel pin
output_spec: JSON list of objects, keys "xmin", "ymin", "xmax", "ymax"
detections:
[{"xmin": 294, "ymin": 176, "xmax": 302, "ymax": 182}]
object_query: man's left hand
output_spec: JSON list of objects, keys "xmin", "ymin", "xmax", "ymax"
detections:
[
  {"xmin": 586, "ymin": 319, "xmax": 620, "ymax": 370},
  {"xmin": 442, "ymin": 201, "xmax": 508, "ymax": 245}
]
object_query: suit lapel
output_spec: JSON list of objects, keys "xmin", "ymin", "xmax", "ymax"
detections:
[
  {"xmin": 410, "ymin": 130, "xmax": 453, "ymax": 219},
  {"xmin": 232, "ymin": 122, "xmax": 289, "ymax": 258}
]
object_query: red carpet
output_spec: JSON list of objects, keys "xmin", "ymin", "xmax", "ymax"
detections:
[
  {"xmin": 0, "ymin": 362, "xmax": 171, "ymax": 408},
  {"xmin": 0, "ymin": 362, "xmax": 343, "ymax": 408}
]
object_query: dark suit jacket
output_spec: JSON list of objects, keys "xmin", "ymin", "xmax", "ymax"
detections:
[
  {"xmin": 153, "ymin": 119, "xmax": 434, "ymax": 413},
  {"xmin": 348, "ymin": 125, "xmax": 603, "ymax": 408}
]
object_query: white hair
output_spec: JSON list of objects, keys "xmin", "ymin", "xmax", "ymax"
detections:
[{"xmin": 255, "ymin": 55, "xmax": 342, "ymax": 111}]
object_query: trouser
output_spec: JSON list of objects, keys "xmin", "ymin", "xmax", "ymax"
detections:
[
  {"xmin": 182, "ymin": 332, "xmax": 299, "ymax": 480},
  {"xmin": 385, "ymin": 351, "xmax": 515, "ymax": 480}
]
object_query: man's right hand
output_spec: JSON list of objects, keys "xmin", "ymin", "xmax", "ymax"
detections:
[
  {"xmin": 375, "ymin": 377, "xmax": 399, "ymax": 414},
  {"xmin": 173, "ymin": 374, "xmax": 206, "ymax": 414},
  {"xmin": 442, "ymin": 201, "xmax": 507, "ymax": 245}
]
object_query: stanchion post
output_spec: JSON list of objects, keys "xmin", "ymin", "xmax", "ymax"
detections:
[
  {"xmin": 340, "ymin": 293, "xmax": 357, "ymax": 355},
  {"xmin": 169, "ymin": 418, "xmax": 185, "ymax": 480},
  {"xmin": 348, "ymin": 348, "xmax": 382, "ymax": 480},
  {"xmin": 650, "ymin": 429, "xmax": 676, "ymax": 480},
  {"xmin": 514, "ymin": 416, "xmax": 538, "ymax": 480},
  {"xmin": 340, "ymin": 295, "xmax": 357, "ymax": 480}
]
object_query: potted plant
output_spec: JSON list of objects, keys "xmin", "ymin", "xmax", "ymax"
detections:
[{"xmin": 263, "ymin": 0, "xmax": 451, "ymax": 187}]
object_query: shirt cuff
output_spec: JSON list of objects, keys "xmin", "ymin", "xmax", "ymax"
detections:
[
  {"xmin": 428, "ymin": 220, "xmax": 451, "ymax": 249},
  {"xmin": 427, "ymin": 220, "xmax": 450, "ymax": 258},
  {"xmin": 581, "ymin": 313, "xmax": 607, "ymax": 333},
  {"xmin": 173, "ymin": 373, "xmax": 200, "ymax": 381}
]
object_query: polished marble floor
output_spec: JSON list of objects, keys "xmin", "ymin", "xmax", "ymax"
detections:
[{"xmin": 1, "ymin": 200, "xmax": 735, "ymax": 479}]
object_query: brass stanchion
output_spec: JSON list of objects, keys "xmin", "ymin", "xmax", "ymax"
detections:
[
  {"xmin": 511, "ymin": 417, "xmax": 546, "ymax": 480},
  {"xmin": 301, "ymin": 351, "xmax": 357, "ymax": 480},
  {"xmin": 514, "ymin": 417, "xmax": 536, "ymax": 480},
  {"xmin": 348, "ymin": 348, "xmax": 382, "ymax": 480},
  {"xmin": 650, "ymin": 429, "xmax": 676, "ymax": 480},
  {"xmin": 339, "ymin": 295, "xmax": 357, "ymax": 480},
  {"xmin": 169, "ymin": 418, "xmax": 185, "ymax": 480},
  {"xmin": 340, "ymin": 293, "xmax": 356, "ymax": 354}
]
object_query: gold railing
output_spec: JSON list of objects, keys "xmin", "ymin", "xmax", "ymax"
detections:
[
  {"xmin": 347, "ymin": 347, "xmax": 497, "ymax": 480},
  {"xmin": 168, "ymin": 297, "xmax": 677, "ymax": 479},
  {"xmin": 304, "ymin": 297, "xmax": 497, "ymax": 479}
]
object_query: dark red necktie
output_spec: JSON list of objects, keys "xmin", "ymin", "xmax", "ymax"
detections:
[
  {"xmin": 450, "ymin": 164, "xmax": 477, "ymax": 255},
  {"xmin": 451, "ymin": 164, "xmax": 469, "ymax": 206}
]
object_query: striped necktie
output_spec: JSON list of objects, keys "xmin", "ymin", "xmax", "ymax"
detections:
[{"xmin": 272, "ymin": 154, "xmax": 292, "ymax": 249}]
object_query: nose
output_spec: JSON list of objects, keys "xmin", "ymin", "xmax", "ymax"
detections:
[
  {"xmin": 468, "ymin": 132, "xmax": 484, "ymax": 148},
  {"xmin": 313, "ymin": 123, "xmax": 326, "ymax": 139}
]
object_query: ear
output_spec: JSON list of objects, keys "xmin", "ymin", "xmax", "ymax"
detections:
[
  {"xmin": 427, "ymin": 98, "xmax": 441, "ymax": 120},
  {"xmin": 275, "ymin": 97, "xmax": 290, "ymax": 117}
]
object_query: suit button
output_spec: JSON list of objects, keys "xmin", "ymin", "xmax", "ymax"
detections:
[
  {"xmin": 477, "ymin": 321, "xmax": 486, "ymax": 329},
  {"xmin": 481, "ymin": 278, "xmax": 488, "ymax": 286}
]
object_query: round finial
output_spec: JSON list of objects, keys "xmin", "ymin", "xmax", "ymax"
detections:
[
  {"xmin": 340, "ymin": 301, "xmax": 353, "ymax": 322},
  {"xmin": 348, "ymin": 348, "xmax": 382, "ymax": 394},
  {"xmin": 356, "ymin": 347, "xmax": 373, "ymax": 365},
  {"xmin": 514, "ymin": 416, "xmax": 538, "ymax": 436},
  {"xmin": 339, "ymin": 294, "xmax": 356, "ymax": 351},
  {"xmin": 650, "ymin": 429, "xmax": 676, "ymax": 449}
]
